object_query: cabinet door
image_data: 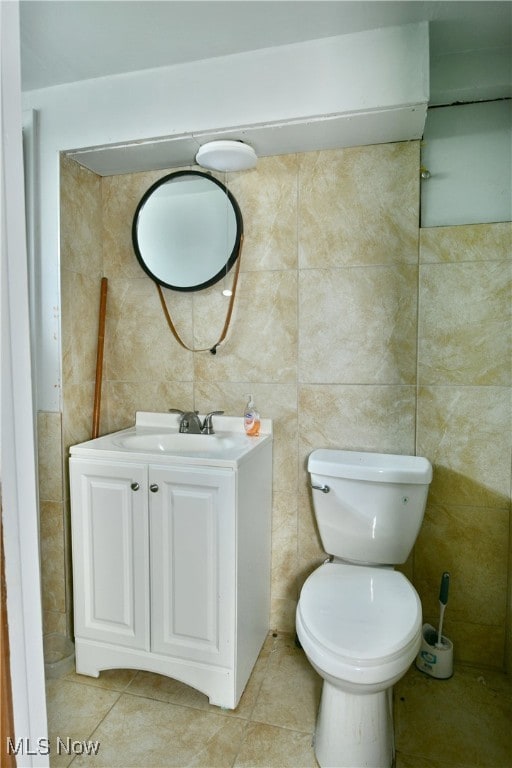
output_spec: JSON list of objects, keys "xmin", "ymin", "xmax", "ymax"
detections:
[
  {"xmin": 149, "ymin": 465, "xmax": 235, "ymax": 666},
  {"xmin": 70, "ymin": 459, "xmax": 149, "ymax": 650}
]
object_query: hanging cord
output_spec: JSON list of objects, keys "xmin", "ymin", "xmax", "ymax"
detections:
[{"xmin": 156, "ymin": 234, "xmax": 243, "ymax": 354}]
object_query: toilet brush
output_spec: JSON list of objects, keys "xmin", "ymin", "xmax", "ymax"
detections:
[
  {"xmin": 415, "ymin": 571, "xmax": 453, "ymax": 678},
  {"xmin": 436, "ymin": 572, "xmax": 450, "ymax": 648}
]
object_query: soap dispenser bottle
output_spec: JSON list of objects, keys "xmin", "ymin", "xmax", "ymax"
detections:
[{"xmin": 244, "ymin": 394, "xmax": 260, "ymax": 436}]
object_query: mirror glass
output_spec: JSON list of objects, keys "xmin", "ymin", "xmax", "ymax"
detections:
[{"xmin": 132, "ymin": 170, "xmax": 243, "ymax": 292}]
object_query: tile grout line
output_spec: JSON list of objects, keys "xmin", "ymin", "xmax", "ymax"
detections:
[
  {"xmin": 64, "ymin": 687, "xmax": 124, "ymax": 768},
  {"xmin": 58, "ymin": 670, "xmax": 139, "ymax": 767},
  {"xmin": 230, "ymin": 632, "xmax": 281, "ymax": 767}
]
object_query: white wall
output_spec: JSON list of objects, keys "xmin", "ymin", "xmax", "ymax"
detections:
[
  {"xmin": 1, "ymin": 1, "xmax": 48, "ymax": 760},
  {"xmin": 421, "ymin": 100, "xmax": 512, "ymax": 227},
  {"xmin": 430, "ymin": 48, "xmax": 512, "ymax": 106},
  {"xmin": 22, "ymin": 23, "xmax": 428, "ymax": 411}
]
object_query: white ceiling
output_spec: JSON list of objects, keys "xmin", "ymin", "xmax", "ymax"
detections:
[{"xmin": 20, "ymin": 0, "xmax": 512, "ymax": 93}]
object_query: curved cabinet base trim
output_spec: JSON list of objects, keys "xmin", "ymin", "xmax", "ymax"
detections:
[{"xmin": 74, "ymin": 636, "xmax": 264, "ymax": 709}]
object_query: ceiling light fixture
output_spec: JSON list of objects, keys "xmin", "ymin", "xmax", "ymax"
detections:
[{"xmin": 195, "ymin": 140, "xmax": 257, "ymax": 172}]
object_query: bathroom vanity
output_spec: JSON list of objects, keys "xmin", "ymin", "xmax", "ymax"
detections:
[{"xmin": 69, "ymin": 412, "xmax": 272, "ymax": 708}]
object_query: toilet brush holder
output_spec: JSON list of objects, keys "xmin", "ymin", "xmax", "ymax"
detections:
[{"xmin": 415, "ymin": 623, "xmax": 453, "ymax": 679}]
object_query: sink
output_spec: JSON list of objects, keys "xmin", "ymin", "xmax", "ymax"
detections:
[
  {"xmin": 71, "ymin": 412, "xmax": 271, "ymax": 468},
  {"xmin": 112, "ymin": 431, "xmax": 238, "ymax": 453}
]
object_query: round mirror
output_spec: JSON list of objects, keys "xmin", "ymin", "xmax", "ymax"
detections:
[{"xmin": 132, "ymin": 170, "xmax": 243, "ymax": 292}]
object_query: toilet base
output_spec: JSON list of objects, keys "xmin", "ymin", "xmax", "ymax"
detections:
[{"xmin": 314, "ymin": 680, "xmax": 394, "ymax": 768}]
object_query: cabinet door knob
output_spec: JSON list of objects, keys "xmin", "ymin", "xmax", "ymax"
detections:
[
  {"xmin": 150, "ymin": 483, "xmax": 159, "ymax": 493},
  {"xmin": 131, "ymin": 482, "xmax": 140, "ymax": 491}
]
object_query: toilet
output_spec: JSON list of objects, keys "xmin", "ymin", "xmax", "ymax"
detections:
[{"xmin": 296, "ymin": 449, "xmax": 432, "ymax": 768}]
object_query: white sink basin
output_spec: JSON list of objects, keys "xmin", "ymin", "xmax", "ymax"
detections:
[
  {"xmin": 113, "ymin": 432, "xmax": 237, "ymax": 453},
  {"xmin": 70, "ymin": 412, "xmax": 272, "ymax": 468}
]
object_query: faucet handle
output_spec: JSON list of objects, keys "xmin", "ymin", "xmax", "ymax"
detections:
[{"xmin": 202, "ymin": 411, "xmax": 224, "ymax": 434}]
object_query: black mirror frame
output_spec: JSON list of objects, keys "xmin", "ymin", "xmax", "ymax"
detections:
[{"xmin": 132, "ymin": 170, "xmax": 244, "ymax": 292}]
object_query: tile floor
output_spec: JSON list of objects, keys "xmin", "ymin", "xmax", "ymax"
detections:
[{"xmin": 45, "ymin": 633, "xmax": 511, "ymax": 768}]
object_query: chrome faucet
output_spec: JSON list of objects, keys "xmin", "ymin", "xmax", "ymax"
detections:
[
  {"xmin": 202, "ymin": 411, "xmax": 224, "ymax": 435},
  {"xmin": 169, "ymin": 409, "xmax": 202, "ymax": 433},
  {"xmin": 169, "ymin": 408, "xmax": 224, "ymax": 435}
]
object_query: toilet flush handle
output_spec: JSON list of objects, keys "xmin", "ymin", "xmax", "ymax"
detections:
[{"xmin": 311, "ymin": 484, "xmax": 330, "ymax": 493}]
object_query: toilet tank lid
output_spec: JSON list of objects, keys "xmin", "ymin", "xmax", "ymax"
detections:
[{"xmin": 308, "ymin": 449, "xmax": 433, "ymax": 484}]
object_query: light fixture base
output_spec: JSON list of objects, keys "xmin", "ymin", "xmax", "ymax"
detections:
[{"xmin": 196, "ymin": 140, "xmax": 257, "ymax": 172}]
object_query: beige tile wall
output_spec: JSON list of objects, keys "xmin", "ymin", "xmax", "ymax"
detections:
[
  {"xmin": 49, "ymin": 143, "xmax": 511, "ymax": 670},
  {"xmin": 37, "ymin": 410, "xmax": 67, "ymax": 637},
  {"xmin": 416, "ymin": 222, "xmax": 512, "ymax": 670},
  {"xmin": 41, "ymin": 155, "xmax": 104, "ymax": 637}
]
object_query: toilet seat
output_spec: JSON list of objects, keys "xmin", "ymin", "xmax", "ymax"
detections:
[{"xmin": 297, "ymin": 562, "xmax": 422, "ymax": 687}]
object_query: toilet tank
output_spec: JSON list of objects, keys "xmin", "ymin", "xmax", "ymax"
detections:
[{"xmin": 308, "ymin": 449, "xmax": 433, "ymax": 565}]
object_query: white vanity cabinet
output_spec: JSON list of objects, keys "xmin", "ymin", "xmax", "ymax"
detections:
[
  {"xmin": 69, "ymin": 414, "xmax": 272, "ymax": 709},
  {"xmin": 70, "ymin": 460, "xmax": 149, "ymax": 652}
]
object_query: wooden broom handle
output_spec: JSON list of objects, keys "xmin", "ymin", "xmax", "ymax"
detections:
[{"xmin": 92, "ymin": 277, "xmax": 108, "ymax": 439}]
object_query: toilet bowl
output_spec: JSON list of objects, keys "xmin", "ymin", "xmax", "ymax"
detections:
[
  {"xmin": 297, "ymin": 449, "xmax": 432, "ymax": 768},
  {"xmin": 297, "ymin": 562, "xmax": 422, "ymax": 768}
]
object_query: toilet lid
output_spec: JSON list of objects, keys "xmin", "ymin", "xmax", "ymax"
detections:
[{"xmin": 298, "ymin": 563, "xmax": 421, "ymax": 662}]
